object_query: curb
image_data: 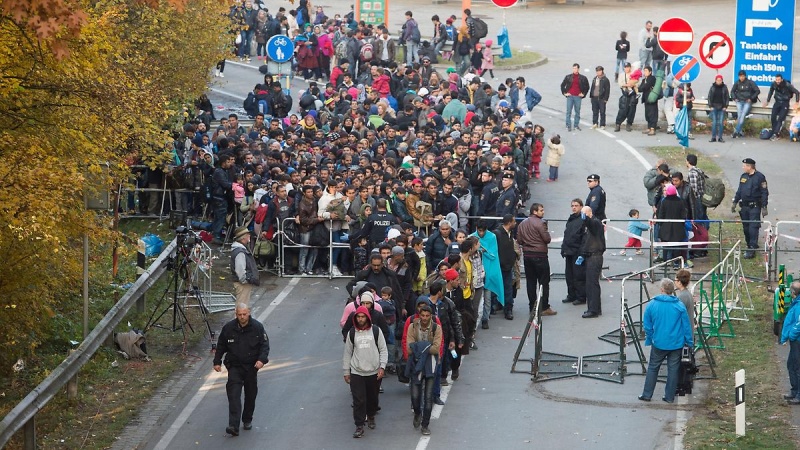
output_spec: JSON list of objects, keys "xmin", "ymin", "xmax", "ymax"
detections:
[{"xmin": 432, "ymin": 55, "xmax": 549, "ymax": 73}]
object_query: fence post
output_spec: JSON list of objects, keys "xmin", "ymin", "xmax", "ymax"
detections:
[
  {"xmin": 23, "ymin": 416, "xmax": 34, "ymax": 450},
  {"xmin": 66, "ymin": 349, "xmax": 78, "ymax": 401},
  {"xmin": 136, "ymin": 238, "xmax": 146, "ymax": 313},
  {"xmin": 735, "ymin": 369, "xmax": 746, "ymax": 436}
]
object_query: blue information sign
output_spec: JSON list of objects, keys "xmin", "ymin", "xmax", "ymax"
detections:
[
  {"xmin": 672, "ymin": 55, "xmax": 701, "ymax": 83},
  {"xmin": 266, "ymin": 35, "xmax": 294, "ymax": 63},
  {"xmin": 733, "ymin": 0, "xmax": 795, "ymax": 87}
]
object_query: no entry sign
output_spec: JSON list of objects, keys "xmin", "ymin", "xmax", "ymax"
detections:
[
  {"xmin": 698, "ymin": 30, "xmax": 733, "ymax": 70},
  {"xmin": 658, "ymin": 17, "xmax": 694, "ymax": 56},
  {"xmin": 491, "ymin": 0, "xmax": 518, "ymax": 7}
]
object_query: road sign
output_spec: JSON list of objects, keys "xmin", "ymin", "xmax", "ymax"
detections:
[
  {"xmin": 267, "ymin": 61, "xmax": 292, "ymax": 76},
  {"xmin": 698, "ymin": 31, "xmax": 733, "ymax": 70},
  {"xmin": 658, "ymin": 17, "xmax": 694, "ymax": 56},
  {"xmin": 734, "ymin": 0, "xmax": 795, "ymax": 87},
  {"xmin": 491, "ymin": 0, "xmax": 518, "ymax": 8},
  {"xmin": 266, "ymin": 35, "xmax": 294, "ymax": 63},
  {"xmin": 672, "ymin": 54, "xmax": 701, "ymax": 83}
]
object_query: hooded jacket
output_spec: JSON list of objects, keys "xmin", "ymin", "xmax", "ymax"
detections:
[
  {"xmin": 643, "ymin": 294, "xmax": 693, "ymax": 351},
  {"xmin": 343, "ymin": 305, "xmax": 388, "ymax": 376},
  {"xmin": 781, "ymin": 296, "xmax": 800, "ymax": 344}
]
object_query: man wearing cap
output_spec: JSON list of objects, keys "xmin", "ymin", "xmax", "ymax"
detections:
[
  {"xmin": 491, "ymin": 84, "xmax": 509, "ymax": 110},
  {"xmin": 590, "ymin": 66, "xmax": 611, "ymax": 129},
  {"xmin": 495, "ymin": 172, "xmax": 518, "ymax": 219},
  {"xmin": 355, "ymin": 198, "xmax": 398, "ymax": 250},
  {"xmin": 730, "ymin": 70, "xmax": 760, "ymax": 138},
  {"xmin": 477, "ymin": 169, "xmax": 500, "ymax": 227},
  {"xmin": 230, "ymin": 226, "xmax": 260, "ymax": 306},
  {"xmin": 585, "ymin": 174, "xmax": 607, "ymax": 221},
  {"xmin": 517, "ymin": 203, "xmax": 556, "ymax": 316},
  {"xmin": 732, "ymin": 158, "xmax": 769, "ymax": 259},
  {"xmin": 560, "ymin": 63, "xmax": 590, "ymax": 131}
]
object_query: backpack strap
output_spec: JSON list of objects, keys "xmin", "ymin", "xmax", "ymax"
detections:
[{"xmin": 349, "ymin": 326, "xmax": 380, "ymax": 349}]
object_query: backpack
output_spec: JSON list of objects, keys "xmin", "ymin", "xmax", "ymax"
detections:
[
  {"xmin": 348, "ymin": 325, "xmax": 380, "ymax": 349},
  {"xmin": 759, "ymin": 128, "xmax": 773, "ymax": 140},
  {"xmin": 458, "ymin": 39, "xmax": 471, "ymax": 56},
  {"xmin": 359, "ymin": 42, "xmax": 374, "ymax": 62},
  {"xmin": 335, "ymin": 39, "xmax": 349, "ymax": 62},
  {"xmin": 409, "ymin": 24, "xmax": 421, "ymax": 43},
  {"xmin": 472, "ymin": 18, "xmax": 488, "ymax": 39},
  {"xmin": 253, "ymin": 239, "xmax": 276, "ymax": 258},
  {"xmin": 701, "ymin": 174, "xmax": 725, "ymax": 208}
]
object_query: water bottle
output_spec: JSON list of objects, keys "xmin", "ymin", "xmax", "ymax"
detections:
[
  {"xmin": 575, "ymin": 256, "xmax": 584, "ymax": 266},
  {"xmin": 450, "ymin": 349, "xmax": 458, "ymax": 359}
]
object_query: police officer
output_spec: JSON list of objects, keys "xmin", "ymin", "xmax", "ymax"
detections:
[
  {"xmin": 477, "ymin": 168, "xmax": 500, "ymax": 224},
  {"xmin": 356, "ymin": 198, "xmax": 398, "ymax": 249},
  {"xmin": 213, "ymin": 303, "xmax": 270, "ymax": 436},
  {"xmin": 585, "ymin": 174, "xmax": 607, "ymax": 221},
  {"xmin": 495, "ymin": 173, "xmax": 519, "ymax": 219},
  {"xmin": 731, "ymin": 158, "xmax": 768, "ymax": 259},
  {"xmin": 580, "ymin": 205, "xmax": 606, "ymax": 318},
  {"xmin": 230, "ymin": 226, "xmax": 260, "ymax": 306}
]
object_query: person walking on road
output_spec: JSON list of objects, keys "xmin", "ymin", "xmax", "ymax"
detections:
[
  {"xmin": 561, "ymin": 63, "xmax": 590, "ymax": 131},
  {"xmin": 731, "ymin": 158, "xmax": 769, "ymax": 259},
  {"xmin": 638, "ymin": 279, "xmax": 693, "ymax": 403},
  {"xmin": 589, "ymin": 66, "xmax": 611, "ymax": 129},
  {"xmin": 780, "ymin": 281, "xmax": 800, "ymax": 404},
  {"xmin": 517, "ymin": 203, "xmax": 556, "ymax": 316},
  {"xmin": 343, "ymin": 305, "xmax": 388, "ymax": 438},
  {"xmin": 230, "ymin": 226, "xmax": 260, "ymax": 306},
  {"xmin": 406, "ymin": 303, "xmax": 442, "ymax": 436},
  {"xmin": 579, "ymin": 205, "xmax": 605, "ymax": 319},
  {"xmin": 213, "ymin": 303, "xmax": 270, "ymax": 436},
  {"xmin": 730, "ymin": 70, "xmax": 760, "ymax": 138}
]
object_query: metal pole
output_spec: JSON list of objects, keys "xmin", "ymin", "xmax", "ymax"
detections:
[{"xmin": 83, "ymin": 233, "xmax": 89, "ymax": 339}]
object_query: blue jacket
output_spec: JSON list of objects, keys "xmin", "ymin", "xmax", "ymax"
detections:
[
  {"xmin": 781, "ymin": 297, "xmax": 800, "ymax": 344},
  {"xmin": 627, "ymin": 219, "xmax": 650, "ymax": 236},
  {"xmin": 510, "ymin": 86, "xmax": 542, "ymax": 112},
  {"xmin": 643, "ymin": 294, "xmax": 693, "ymax": 351},
  {"xmin": 405, "ymin": 341, "xmax": 437, "ymax": 384}
]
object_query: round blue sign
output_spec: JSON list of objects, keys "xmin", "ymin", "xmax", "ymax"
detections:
[
  {"xmin": 671, "ymin": 54, "xmax": 700, "ymax": 83},
  {"xmin": 266, "ymin": 35, "xmax": 294, "ymax": 63}
]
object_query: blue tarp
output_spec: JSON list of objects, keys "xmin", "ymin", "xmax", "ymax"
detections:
[
  {"xmin": 675, "ymin": 106, "xmax": 690, "ymax": 148},
  {"xmin": 497, "ymin": 26, "xmax": 512, "ymax": 59}
]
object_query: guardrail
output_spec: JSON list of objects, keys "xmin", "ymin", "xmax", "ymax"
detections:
[{"xmin": 0, "ymin": 239, "xmax": 177, "ymax": 448}]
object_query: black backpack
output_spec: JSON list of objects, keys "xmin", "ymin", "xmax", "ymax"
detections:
[
  {"xmin": 472, "ymin": 18, "xmax": 488, "ymax": 39},
  {"xmin": 348, "ymin": 326, "xmax": 380, "ymax": 348},
  {"xmin": 458, "ymin": 39, "xmax": 471, "ymax": 56}
]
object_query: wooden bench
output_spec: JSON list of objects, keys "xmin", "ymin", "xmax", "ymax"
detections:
[{"xmin": 690, "ymin": 98, "xmax": 796, "ymax": 120}]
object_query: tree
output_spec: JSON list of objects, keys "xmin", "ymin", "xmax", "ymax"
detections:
[{"xmin": 0, "ymin": 0, "xmax": 229, "ymax": 376}]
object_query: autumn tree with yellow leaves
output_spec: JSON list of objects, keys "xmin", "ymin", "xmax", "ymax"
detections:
[{"xmin": 0, "ymin": 0, "xmax": 230, "ymax": 375}]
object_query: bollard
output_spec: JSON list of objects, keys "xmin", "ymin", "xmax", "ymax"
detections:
[
  {"xmin": 23, "ymin": 416, "xmax": 35, "ymax": 450},
  {"xmin": 735, "ymin": 369, "xmax": 745, "ymax": 436},
  {"xmin": 136, "ymin": 238, "xmax": 146, "ymax": 313},
  {"xmin": 67, "ymin": 349, "xmax": 78, "ymax": 401}
]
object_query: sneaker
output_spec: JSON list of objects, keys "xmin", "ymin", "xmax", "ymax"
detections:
[
  {"xmin": 452, "ymin": 368, "xmax": 460, "ymax": 380},
  {"xmin": 367, "ymin": 417, "xmax": 376, "ymax": 429},
  {"xmin": 732, "ymin": 132, "xmax": 739, "ymax": 138},
  {"xmin": 566, "ymin": 125, "xmax": 572, "ymax": 131},
  {"xmin": 413, "ymin": 413, "xmax": 422, "ymax": 429},
  {"xmin": 440, "ymin": 379, "xmax": 449, "ymax": 386},
  {"xmin": 215, "ymin": 69, "xmax": 220, "ymax": 77},
  {"xmin": 619, "ymin": 250, "xmax": 627, "ymax": 256},
  {"xmin": 574, "ymin": 126, "xmax": 582, "ymax": 131},
  {"xmin": 226, "ymin": 426, "xmax": 239, "ymax": 436},
  {"xmin": 331, "ymin": 265, "xmax": 343, "ymax": 277},
  {"xmin": 667, "ymin": 125, "xmax": 674, "ymax": 133},
  {"xmin": 718, "ymin": 137, "xmax": 725, "ymax": 143},
  {"xmin": 540, "ymin": 308, "xmax": 557, "ymax": 316},
  {"xmin": 219, "ymin": 72, "xmax": 225, "ymax": 78},
  {"xmin": 600, "ymin": 126, "xmax": 606, "ymax": 130},
  {"xmin": 546, "ymin": 178, "xmax": 555, "ymax": 182},
  {"xmin": 470, "ymin": 341, "xmax": 478, "ymax": 350},
  {"xmin": 481, "ymin": 321, "xmax": 489, "ymax": 329},
  {"xmin": 625, "ymin": 124, "xmax": 632, "ymax": 132},
  {"xmin": 635, "ymin": 250, "xmax": 644, "ymax": 255},
  {"xmin": 591, "ymin": 124, "xmax": 598, "ymax": 129},
  {"xmin": 243, "ymin": 422, "xmax": 252, "ymax": 430},
  {"xmin": 353, "ymin": 426, "xmax": 365, "ymax": 438},
  {"xmin": 770, "ymin": 135, "xmax": 779, "ymax": 141},
  {"xmin": 421, "ymin": 427, "xmax": 431, "ymax": 435},
  {"xmin": 614, "ymin": 124, "xmax": 621, "ymax": 132}
]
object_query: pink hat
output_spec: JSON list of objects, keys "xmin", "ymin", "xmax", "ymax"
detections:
[
  {"xmin": 665, "ymin": 184, "xmax": 678, "ymax": 196},
  {"xmin": 485, "ymin": 39, "xmax": 493, "ymax": 47}
]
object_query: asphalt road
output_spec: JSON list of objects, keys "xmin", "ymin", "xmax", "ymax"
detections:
[{"xmin": 121, "ymin": 1, "xmax": 800, "ymax": 448}]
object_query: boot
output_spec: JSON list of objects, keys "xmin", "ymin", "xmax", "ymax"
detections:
[
  {"xmin": 625, "ymin": 124, "xmax": 632, "ymax": 132},
  {"xmin": 614, "ymin": 72, "xmax": 619, "ymax": 82},
  {"xmin": 647, "ymin": 128, "xmax": 656, "ymax": 136},
  {"xmin": 614, "ymin": 123, "xmax": 621, "ymax": 132}
]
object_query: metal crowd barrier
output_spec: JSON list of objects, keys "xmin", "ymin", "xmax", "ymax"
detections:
[
  {"xmin": 277, "ymin": 217, "xmax": 350, "ymax": 279},
  {"xmin": 771, "ymin": 221, "xmax": 800, "ymax": 281}
]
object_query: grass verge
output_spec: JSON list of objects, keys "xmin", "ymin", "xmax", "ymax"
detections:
[
  {"xmin": 646, "ymin": 146, "xmax": 797, "ymax": 448},
  {"xmin": 0, "ymin": 217, "xmax": 222, "ymax": 449},
  {"xmin": 495, "ymin": 50, "xmax": 541, "ymax": 67}
]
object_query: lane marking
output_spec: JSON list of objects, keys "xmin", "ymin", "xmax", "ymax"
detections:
[
  {"xmin": 209, "ymin": 87, "xmax": 246, "ymax": 101},
  {"xmin": 615, "ymin": 139, "xmax": 651, "ymax": 170},
  {"xmin": 675, "ymin": 396, "xmax": 688, "ymax": 450},
  {"xmin": 153, "ymin": 278, "xmax": 300, "ymax": 450}
]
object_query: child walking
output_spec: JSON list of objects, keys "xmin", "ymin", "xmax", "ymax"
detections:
[
  {"xmin": 481, "ymin": 39, "xmax": 495, "ymax": 79},
  {"xmin": 545, "ymin": 133, "xmax": 565, "ymax": 182},
  {"xmin": 620, "ymin": 208, "xmax": 650, "ymax": 255}
]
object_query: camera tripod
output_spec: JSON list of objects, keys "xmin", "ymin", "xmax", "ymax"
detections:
[{"xmin": 144, "ymin": 235, "xmax": 215, "ymax": 351}]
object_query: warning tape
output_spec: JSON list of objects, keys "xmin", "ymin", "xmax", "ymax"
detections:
[
  {"xmin": 605, "ymin": 223, "xmax": 652, "ymax": 244},
  {"xmin": 778, "ymin": 234, "xmax": 800, "ymax": 243}
]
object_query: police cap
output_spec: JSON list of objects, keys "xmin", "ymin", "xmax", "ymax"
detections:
[
  {"xmin": 742, "ymin": 158, "xmax": 756, "ymax": 165},
  {"xmin": 587, "ymin": 174, "xmax": 600, "ymax": 181}
]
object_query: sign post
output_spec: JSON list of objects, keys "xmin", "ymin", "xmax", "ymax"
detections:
[
  {"xmin": 355, "ymin": 0, "xmax": 388, "ymax": 28},
  {"xmin": 672, "ymin": 54, "xmax": 701, "ymax": 84},
  {"xmin": 658, "ymin": 17, "xmax": 694, "ymax": 56},
  {"xmin": 266, "ymin": 35, "xmax": 295, "ymax": 97},
  {"xmin": 734, "ymin": 0, "xmax": 795, "ymax": 87}
]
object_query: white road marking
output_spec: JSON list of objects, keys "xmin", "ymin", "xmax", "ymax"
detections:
[
  {"xmin": 153, "ymin": 278, "xmax": 300, "ymax": 450},
  {"xmin": 674, "ymin": 396, "xmax": 688, "ymax": 450},
  {"xmin": 209, "ymin": 87, "xmax": 245, "ymax": 101},
  {"xmin": 616, "ymin": 139, "xmax": 651, "ymax": 170}
]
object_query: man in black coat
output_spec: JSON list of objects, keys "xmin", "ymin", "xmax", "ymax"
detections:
[
  {"xmin": 213, "ymin": 304, "xmax": 270, "ymax": 436},
  {"xmin": 424, "ymin": 219, "xmax": 454, "ymax": 271},
  {"xmin": 494, "ymin": 214, "xmax": 518, "ymax": 320},
  {"xmin": 590, "ymin": 66, "xmax": 611, "ymax": 129},
  {"xmin": 561, "ymin": 199, "xmax": 587, "ymax": 306},
  {"xmin": 355, "ymin": 254, "xmax": 406, "ymax": 312},
  {"xmin": 579, "ymin": 206, "xmax": 606, "ymax": 319}
]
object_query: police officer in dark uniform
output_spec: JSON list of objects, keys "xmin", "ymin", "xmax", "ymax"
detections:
[
  {"xmin": 213, "ymin": 303, "xmax": 270, "ymax": 436},
  {"xmin": 731, "ymin": 158, "xmax": 769, "ymax": 259},
  {"xmin": 495, "ymin": 173, "xmax": 519, "ymax": 219},
  {"xmin": 477, "ymin": 168, "xmax": 500, "ymax": 225},
  {"xmin": 355, "ymin": 198, "xmax": 398, "ymax": 249},
  {"xmin": 585, "ymin": 174, "xmax": 607, "ymax": 221},
  {"xmin": 579, "ymin": 205, "xmax": 606, "ymax": 318}
]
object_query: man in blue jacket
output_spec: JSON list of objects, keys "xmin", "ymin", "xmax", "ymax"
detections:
[
  {"xmin": 780, "ymin": 281, "xmax": 800, "ymax": 404},
  {"xmin": 638, "ymin": 279, "xmax": 693, "ymax": 403},
  {"xmin": 510, "ymin": 77, "xmax": 542, "ymax": 124}
]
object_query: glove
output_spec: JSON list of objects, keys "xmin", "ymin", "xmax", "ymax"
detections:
[
  {"xmin": 575, "ymin": 256, "xmax": 584, "ymax": 266},
  {"xmin": 762, "ymin": 207, "xmax": 768, "ymax": 218},
  {"xmin": 731, "ymin": 202, "xmax": 737, "ymax": 214}
]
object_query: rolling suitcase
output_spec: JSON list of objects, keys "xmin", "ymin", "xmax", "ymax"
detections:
[{"xmin": 676, "ymin": 345, "xmax": 699, "ymax": 396}]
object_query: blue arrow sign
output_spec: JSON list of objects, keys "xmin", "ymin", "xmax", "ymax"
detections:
[
  {"xmin": 672, "ymin": 55, "xmax": 701, "ymax": 83},
  {"xmin": 266, "ymin": 35, "xmax": 294, "ymax": 63},
  {"xmin": 733, "ymin": 0, "xmax": 795, "ymax": 87}
]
